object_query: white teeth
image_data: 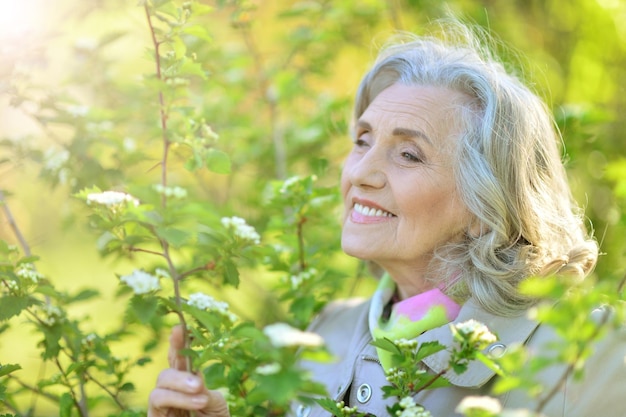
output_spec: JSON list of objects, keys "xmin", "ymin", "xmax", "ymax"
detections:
[{"xmin": 354, "ymin": 203, "xmax": 392, "ymax": 217}]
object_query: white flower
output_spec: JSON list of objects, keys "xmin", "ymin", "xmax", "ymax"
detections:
[
  {"xmin": 399, "ymin": 396, "xmax": 417, "ymax": 409},
  {"xmin": 81, "ymin": 333, "xmax": 97, "ymax": 347},
  {"xmin": 255, "ymin": 362, "xmax": 281, "ymax": 375},
  {"xmin": 44, "ymin": 148, "xmax": 70, "ymax": 171},
  {"xmin": 263, "ymin": 322, "xmax": 324, "ymax": 348},
  {"xmin": 289, "ymin": 268, "xmax": 317, "ymax": 289},
  {"xmin": 16, "ymin": 263, "xmax": 43, "ymax": 283},
  {"xmin": 120, "ymin": 270, "xmax": 160, "ymax": 295},
  {"xmin": 66, "ymin": 105, "xmax": 89, "ymax": 117},
  {"xmin": 221, "ymin": 216, "xmax": 260, "ymax": 245},
  {"xmin": 5, "ymin": 280, "xmax": 18, "ymax": 291},
  {"xmin": 87, "ymin": 191, "xmax": 139, "ymax": 208},
  {"xmin": 153, "ymin": 184, "xmax": 188, "ymax": 199},
  {"xmin": 455, "ymin": 396, "xmax": 502, "ymax": 415},
  {"xmin": 42, "ymin": 304, "xmax": 63, "ymax": 326},
  {"xmin": 453, "ymin": 319, "xmax": 497, "ymax": 347},
  {"xmin": 123, "ymin": 137, "xmax": 137, "ymax": 152},
  {"xmin": 395, "ymin": 338, "xmax": 418, "ymax": 349},
  {"xmin": 187, "ymin": 292, "xmax": 237, "ymax": 322}
]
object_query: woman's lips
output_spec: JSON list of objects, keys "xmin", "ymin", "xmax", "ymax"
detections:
[{"xmin": 349, "ymin": 201, "xmax": 396, "ymax": 224}]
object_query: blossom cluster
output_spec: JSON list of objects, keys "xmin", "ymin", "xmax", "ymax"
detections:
[
  {"xmin": 394, "ymin": 338, "xmax": 418, "ymax": 350},
  {"xmin": 254, "ymin": 362, "xmax": 282, "ymax": 375},
  {"xmin": 153, "ymin": 184, "xmax": 188, "ymax": 199},
  {"xmin": 453, "ymin": 319, "xmax": 497, "ymax": 349},
  {"xmin": 262, "ymin": 322, "xmax": 324, "ymax": 348},
  {"xmin": 455, "ymin": 396, "xmax": 502, "ymax": 416},
  {"xmin": 16, "ymin": 263, "xmax": 44, "ymax": 284},
  {"xmin": 81, "ymin": 333, "xmax": 97, "ymax": 348},
  {"xmin": 385, "ymin": 367, "xmax": 409, "ymax": 385},
  {"xmin": 396, "ymin": 397, "xmax": 432, "ymax": 417},
  {"xmin": 334, "ymin": 401, "xmax": 358, "ymax": 416},
  {"xmin": 289, "ymin": 267, "xmax": 318, "ymax": 289},
  {"xmin": 187, "ymin": 292, "xmax": 238, "ymax": 322},
  {"xmin": 87, "ymin": 191, "xmax": 139, "ymax": 209},
  {"xmin": 221, "ymin": 216, "xmax": 261, "ymax": 245},
  {"xmin": 41, "ymin": 304, "xmax": 64, "ymax": 326},
  {"xmin": 120, "ymin": 270, "xmax": 160, "ymax": 295}
]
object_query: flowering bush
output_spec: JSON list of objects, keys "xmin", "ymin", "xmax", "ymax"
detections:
[{"xmin": 0, "ymin": 1, "xmax": 625, "ymax": 417}]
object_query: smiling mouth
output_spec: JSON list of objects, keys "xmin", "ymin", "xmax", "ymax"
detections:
[{"xmin": 353, "ymin": 203, "xmax": 396, "ymax": 218}]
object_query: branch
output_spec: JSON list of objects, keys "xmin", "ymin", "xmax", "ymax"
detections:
[
  {"xmin": 296, "ymin": 216, "xmax": 306, "ymax": 271},
  {"xmin": 84, "ymin": 370, "xmax": 126, "ymax": 410},
  {"xmin": 53, "ymin": 357, "xmax": 87, "ymax": 417},
  {"xmin": 144, "ymin": 3, "xmax": 170, "ymax": 208},
  {"xmin": 534, "ymin": 307, "xmax": 611, "ymax": 413},
  {"xmin": 0, "ymin": 190, "xmax": 32, "ymax": 257},
  {"xmin": 127, "ymin": 246, "xmax": 166, "ymax": 258}
]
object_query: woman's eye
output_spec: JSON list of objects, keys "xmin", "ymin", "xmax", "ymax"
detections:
[
  {"xmin": 401, "ymin": 151, "xmax": 422, "ymax": 162},
  {"xmin": 354, "ymin": 134, "xmax": 370, "ymax": 147}
]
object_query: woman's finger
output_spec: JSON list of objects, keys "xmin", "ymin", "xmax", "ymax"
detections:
[
  {"xmin": 148, "ymin": 387, "xmax": 210, "ymax": 416},
  {"xmin": 168, "ymin": 325, "xmax": 188, "ymax": 371}
]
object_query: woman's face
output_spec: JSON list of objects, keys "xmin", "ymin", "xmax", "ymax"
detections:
[{"xmin": 341, "ymin": 83, "xmax": 473, "ymax": 284}]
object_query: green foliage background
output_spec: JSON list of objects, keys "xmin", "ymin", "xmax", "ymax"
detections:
[{"xmin": 1, "ymin": 0, "xmax": 625, "ymax": 415}]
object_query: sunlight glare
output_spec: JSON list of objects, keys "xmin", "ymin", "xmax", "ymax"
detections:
[{"xmin": 0, "ymin": 0, "xmax": 46, "ymax": 40}]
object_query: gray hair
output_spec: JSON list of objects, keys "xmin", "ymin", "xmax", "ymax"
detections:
[{"xmin": 354, "ymin": 24, "xmax": 598, "ymax": 316}]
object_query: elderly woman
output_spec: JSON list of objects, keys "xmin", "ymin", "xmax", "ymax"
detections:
[{"xmin": 148, "ymin": 24, "xmax": 625, "ymax": 417}]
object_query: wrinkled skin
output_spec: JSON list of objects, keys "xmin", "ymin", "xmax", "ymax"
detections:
[{"xmin": 147, "ymin": 326, "xmax": 230, "ymax": 417}]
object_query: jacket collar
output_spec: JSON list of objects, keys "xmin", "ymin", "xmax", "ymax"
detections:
[{"xmin": 416, "ymin": 297, "xmax": 539, "ymax": 387}]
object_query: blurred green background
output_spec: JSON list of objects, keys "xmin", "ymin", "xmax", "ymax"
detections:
[{"xmin": 1, "ymin": 0, "xmax": 625, "ymax": 414}]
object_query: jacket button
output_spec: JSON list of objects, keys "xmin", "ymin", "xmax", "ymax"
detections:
[
  {"xmin": 487, "ymin": 342, "xmax": 507, "ymax": 358},
  {"xmin": 356, "ymin": 383, "xmax": 372, "ymax": 403},
  {"xmin": 296, "ymin": 404, "xmax": 311, "ymax": 417}
]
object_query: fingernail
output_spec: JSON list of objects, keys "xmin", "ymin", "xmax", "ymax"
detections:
[{"xmin": 186, "ymin": 377, "xmax": 200, "ymax": 388}]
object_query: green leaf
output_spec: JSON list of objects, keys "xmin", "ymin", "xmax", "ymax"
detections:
[
  {"xmin": 59, "ymin": 392, "xmax": 73, "ymax": 417},
  {"xmin": 179, "ymin": 59, "xmax": 207, "ymax": 80},
  {"xmin": 370, "ymin": 338, "xmax": 401, "ymax": 355},
  {"xmin": 0, "ymin": 364, "xmax": 21, "ymax": 377},
  {"xmin": 172, "ymin": 37, "xmax": 186, "ymax": 59},
  {"xmin": 222, "ymin": 259, "xmax": 239, "ymax": 286},
  {"xmin": 183, "ymin": 25, "xmax": 213, "ymax": 42},
  {"xmin": 0, "ymin": 295, "xmax": 37, "ymax": 321},
  {"xmin": 415, "ymin": 341, "xmax": 446, "ymax": 361},
  {"xmin": 156, "ymin": 227, "xmax": 190, "ymax": 247},
  {"xmin": 130, "ymin": 296, "xmax": 159, "ymax": 324},
  {"xmin": 206, "ymin": 149, "xmax": 231, "ymax": 174},
  {"xmin": 68, "ymin": 289, "xmax": 100, "ymax": 303}
]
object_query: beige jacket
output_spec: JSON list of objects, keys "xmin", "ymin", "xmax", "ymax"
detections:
[{"xmin": 296, "ymin": 297, "xmax": 626, "ymax": 417}]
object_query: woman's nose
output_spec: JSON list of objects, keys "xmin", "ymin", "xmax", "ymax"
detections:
[{"xmin": 347, "ymin": 149, "xmax": 386, "ymax": 189}]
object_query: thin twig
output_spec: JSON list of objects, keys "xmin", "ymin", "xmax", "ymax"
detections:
[
  {"xmin": 8, "ymin": 374, "xmax": 61, "ymax": 403},
  {"xmin": 413, "ymin": 370, "xmax": 447, "ymax": 395},
  {"xmin": 534, "ymin": 307, "xmax": 611, "ymax": 414},
  {"xmin": 53, "ymin": 357, "xmax": 87, "ymax": 417},
  {"xmin": 84, "ymin": 370, "xmax": 126, "ymax": 410},
  {"xmin": 0, "ymin": 190, "xmax": 32, "ymax": 257},
  {"xmin": 144, "ymin": 3, "xmax": 170, "ymax": 208},
  {"xmin": 128, "ymin": 246, "xmax": 166, "ymax": 257},
  {"xmin": 296, "ymin": 216, "xmax": 306, "ymax": 271}
]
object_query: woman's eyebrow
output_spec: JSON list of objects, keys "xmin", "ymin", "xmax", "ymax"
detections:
[
  {"xmin": 356, "ymin": 120, "xmax": 433, "ymax": 145},
  {"xmin": 356, "ymin": 120, "xmax": 372, "ymax": 131},
  {"xmin": 392, "ymin": 127, "xmax": 432, "ymax": 145}
]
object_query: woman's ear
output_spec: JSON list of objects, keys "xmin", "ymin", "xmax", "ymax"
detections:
[{"xmin": 468, "ymin": 218, "xmax": 485, "ymax": 238}]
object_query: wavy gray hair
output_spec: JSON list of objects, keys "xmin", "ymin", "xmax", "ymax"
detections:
[{"xmin": 354, "ymin": 24, "xmax": 598, "ymax": 316}]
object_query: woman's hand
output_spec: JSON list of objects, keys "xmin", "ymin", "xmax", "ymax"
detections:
[{"xmin": 148, "ymin": 325, "xmax": 230, "ymax": 417}]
